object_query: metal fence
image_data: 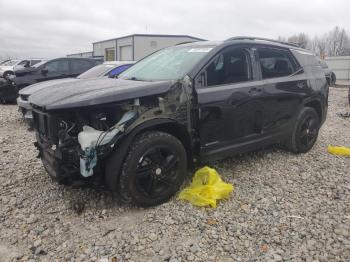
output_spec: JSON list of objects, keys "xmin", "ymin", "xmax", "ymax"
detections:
[{"xmin": 325, "ymin": 56, "xmax": 350, "ymax": 80}]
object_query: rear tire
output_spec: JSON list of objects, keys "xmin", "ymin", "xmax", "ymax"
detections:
[
  {"xmin": 331, "ymin": 72, "xmax": 336, "ymax": 86},
  {"xmin": 117, "ymin": 131, "xmax": 187, "ymax": 207},
  {"xmin": 286, "ymin": 107, "xmax": 320, "ymax": 154}
]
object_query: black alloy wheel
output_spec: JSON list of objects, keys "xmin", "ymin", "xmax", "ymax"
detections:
[
  {"xmin": 135, "ymin": 146, "xmax": 179, "ymax": 198},
  {"xmin": 118, "ymin": 131, "xmax": 187, "ymax": 206},
  {"xmin": 298, "ymin": 116, "xmax": 318, "ymax": 150},
  {"xmin": 286, "ymin": 107, "xmax": 320, "ymax": 154}
]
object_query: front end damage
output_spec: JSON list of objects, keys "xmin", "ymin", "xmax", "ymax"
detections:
[{"xmin": 33, "ymin": 77, "xmax": 194, "ymax": 183}]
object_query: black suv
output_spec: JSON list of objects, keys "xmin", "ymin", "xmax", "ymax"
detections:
[
  {"xmin": 0, "ymin": 58, "xmax": 98, "ymax": 103},
  {"xmin": 13, "ymin": 57, "xmax": 99, "ymax": 89},
  {"xmin": 30, "ymin": 37, "xmax": 329, "ymax": 206}
]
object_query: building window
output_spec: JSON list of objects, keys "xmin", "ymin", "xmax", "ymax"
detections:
[{"xmin": 105, "ymin": 48, "xmax": 115, "ymax": 61}]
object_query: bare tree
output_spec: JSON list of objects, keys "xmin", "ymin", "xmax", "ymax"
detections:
[
  {"xmin": 277, "ymin": 36, "xmax": 287, "ymax": 42},
  {"xmin": 287, "ymin": 33, "xmax": 310, "ymax": 49},
  {"xmin": 278, "ymin": 26, "xmax": 350, "ymax": 57},
  {"xmin": 326, "ymin": 26, "xmax": 350, "ymax": 56},
  {"xmin": 311, "ymin": 35, "xmax": 327, "ymax": 58}
]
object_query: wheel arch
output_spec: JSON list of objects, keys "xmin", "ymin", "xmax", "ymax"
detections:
[
  {"xmin": 304, "ymin": 99, "xmax": 322, "ymax": 123},
  {"xmin": 104, "ymin": 118, "xmax": 193, "ymax": 192},
  {"xmin": 3, "ymin": 70, "xmax": 14, "ymax": 77}
]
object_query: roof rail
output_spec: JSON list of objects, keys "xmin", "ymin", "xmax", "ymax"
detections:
[{"xmin": 225, "ymin": 36, "xmax": 300, "ymax": 48}]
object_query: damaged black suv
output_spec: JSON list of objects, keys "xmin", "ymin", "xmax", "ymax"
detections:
[{"xmin": 30, "ymin": 37, "xmax": 329, "ymax": 206}]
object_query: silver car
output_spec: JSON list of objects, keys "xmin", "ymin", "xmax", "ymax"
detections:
[{"xmin": 0, "ymin": 59, "xmax": 44, "ymax": 78}]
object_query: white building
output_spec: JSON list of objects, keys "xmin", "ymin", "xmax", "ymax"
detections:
[
  {"xmin": 92, "ymin": 34, "xmax": 205, "ymax": 61},
  {"xmin": 325, "ymin": 56, "xmax": 350, "ymax": 80}
]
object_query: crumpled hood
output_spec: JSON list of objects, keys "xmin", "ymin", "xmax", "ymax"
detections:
[
  {"xmin": 19, "ymin": 78, "xmax": 76, "ymax": 96},
  {"xmin": 29, "ymin": 77, "xmax": 174, "ymax": 110}
]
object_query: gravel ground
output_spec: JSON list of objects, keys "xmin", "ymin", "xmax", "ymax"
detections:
[{"xmin": 0, "ymin": 87, "xmax": 349, "ymax": 262}]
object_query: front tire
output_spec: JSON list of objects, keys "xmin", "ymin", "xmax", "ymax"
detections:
[
  {"xmin": 3, "ymin": 71, "xmax": 13, "ymax": 79},
  {"xmin": 286, "ymin": 107, "xmax": 320, "ymax": 154},
  {"xmin": 118, "ymin": 131, "xmax": 187, "ymax": 207}
]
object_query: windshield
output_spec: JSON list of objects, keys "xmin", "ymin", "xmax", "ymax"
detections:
[
  {"xmin": 119, "ymin": 45, "xmax": 213, "ymax": 81},
  {"xmin": 77, "ymin": 64, "xmax": 116, "ymax": 79},
  {"xmin": 2, "ymin": 60, "xmax": 19, "ymax": 66},
  {"xmin": 0, "ymin": 60, "xmax": 10, "ymax": 65}
]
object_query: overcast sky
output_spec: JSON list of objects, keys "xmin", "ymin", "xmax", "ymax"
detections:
[{"xmin": 0, "ymin": 0, "xmax": 349, "ymax": 59}]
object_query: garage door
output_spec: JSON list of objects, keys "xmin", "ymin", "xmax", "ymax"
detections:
[{"xmin": 120, "ymin": 45, "xmax": 133, "ymax": 61}]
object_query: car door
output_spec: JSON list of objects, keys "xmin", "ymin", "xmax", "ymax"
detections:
[
  {"xmin": 69, "ymin": 59, "xmax": 95, "ymax": 77},
  {"xmin": 254, "ymin": 46, "xmax": 307, "ymax": 136},
  {"xmin": 37, "ymin": 59, "xmax": 70, "ymax": 82},
  {"xmin": 195, "ymin": 46, "xmax": 266, "ymax": 160}
]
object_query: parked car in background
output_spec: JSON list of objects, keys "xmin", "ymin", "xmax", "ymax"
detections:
[
  {"xmin": 30, "ymin": 37, "xmax": 329, "ymax": 206},
  {"xmin": 317, "ymin": 58, "xmax": 336, "ymax": 86},
  {"xmin": 0, "ymin": 59, "xmax": 45, "ymax": 78},
  {"xmin": 13, "ymin": 57, "xmax": 99, "ymax": 89},
  {"xmin": 17, "ymin": 60, "xmax": 134, "ymax": 125},
  {"xmin": 78, "ymin": 61, "xmax": 134, "ymax": 79}
]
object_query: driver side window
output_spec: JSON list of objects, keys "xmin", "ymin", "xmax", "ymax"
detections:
[
  {"xmin": 44, "ymin": 60, "xmax": 69, "ymax": 73},
  {"xmin": 205, "ymin": 48, "xmax": 251, "ymax": 87}
]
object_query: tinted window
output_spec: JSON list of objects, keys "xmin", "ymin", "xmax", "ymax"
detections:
[
  {"xmin": 30, "ymin": 60, "xmax": 41, "ymax": 66},
  {"xmin": 18, "ymin": 60, "xmax": 29, "ymax": 66},
  {"xmin": 44, "ymin": 60, "xmax": 69, "ymax": 72},
  {"xmin": 108, "ymin": 64, "xmax": 132, "ymax": 77},
  {"xmin": 77, "ymin": 64, "xmax": 116, "ymax": 79},
  {"xmin": 71, "ymin": 60, "xmax": 93, "ymax": 73},
  {"xmin": 205, "ymin": 48, "xmax": 250, "ymax": 86},
  {"xmin": 258, "ymin": 48, "xmax": 296, "ymax": 78}
]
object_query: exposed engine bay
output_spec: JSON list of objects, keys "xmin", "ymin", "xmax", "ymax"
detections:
[{"xmin": 33, "ymin": 78, "xmax": 193, "ymax": 183}]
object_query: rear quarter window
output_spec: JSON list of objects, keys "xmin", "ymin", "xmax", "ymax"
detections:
[
  {"xmin": 71, "ymin": 60, "xmax": 94, "ymax": 73},
  {"xmin": 257, "ymin": 47, "xmax": 298, "ymax": 79},
  {"xmin": 291, "ymin": 49, "xmax": 319, "ymax": 67}
]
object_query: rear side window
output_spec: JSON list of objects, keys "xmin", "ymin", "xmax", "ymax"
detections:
[
  {"xmin": 291, "ymin": 49, "xmax": 320, "ymax": 67},
  {"xmin": 205, "ymin": 48, "xmax": 251, "ymax": 86},
  {"xmin": 44, "ymin": 60, "xmax": 69, "ymax": 72},
  {"xmin": 257, "ymin": 48, "xmax": 296, "ymax": 79},
  {"xmin": 18, "ymin": 60, "xmax": 29, "ymax": 66},
  {"xmin": 30, "ymin": 60, "xmax": 41, "ymax": 66},
  {"xmin": 71, "ymin": 60, "xmax": 93, "ymax": 73}
]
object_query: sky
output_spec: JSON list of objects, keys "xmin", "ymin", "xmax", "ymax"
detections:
[{"xmin": 0, "ymin": 0, "xmax": 349, "ymax": 59}]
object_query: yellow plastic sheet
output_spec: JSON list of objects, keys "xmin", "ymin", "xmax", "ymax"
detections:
[
  {"xmin": 178, "ymin": 166, "xmax": 233, "ymax": 208},
  {"xmin": 327, "ymin": 145, "xmax": 350, "ymax": 157}
]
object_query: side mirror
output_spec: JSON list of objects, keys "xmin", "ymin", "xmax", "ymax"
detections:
[{"xmin": 41, "ymin": 68, "xmax": 48, "ymax": 75}]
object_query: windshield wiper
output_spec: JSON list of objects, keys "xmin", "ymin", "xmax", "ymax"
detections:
[{"xmin": 125, "ymin": 76, "xmax": 149, "ymax": 81}]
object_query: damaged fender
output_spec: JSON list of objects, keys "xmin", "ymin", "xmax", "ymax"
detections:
[{"xmin": 104, "ymin": 77, "xmax": 194, "ymax": 190}]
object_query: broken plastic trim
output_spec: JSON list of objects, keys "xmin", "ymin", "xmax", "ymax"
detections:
[{"xmin": 78, "ymin": 110, "xmax": 137, "ymax": 177}]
